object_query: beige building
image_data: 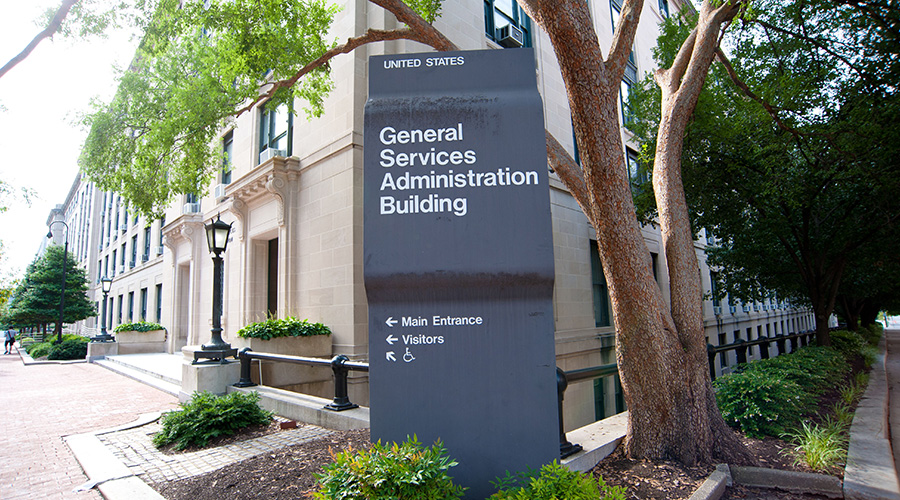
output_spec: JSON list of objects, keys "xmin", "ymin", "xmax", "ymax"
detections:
[{"xmin": 44, "ymin": 0, "xmax": 814, "ymax": 431}]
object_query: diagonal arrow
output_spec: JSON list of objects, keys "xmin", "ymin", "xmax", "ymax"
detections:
[
  {"xmin": 386, "ymin": 351, "xmax": 396, "ymax": 362},
  {"xmin": 386, "ymin": 334, "xmax": 398, "ymax": 345},
  {"xmin": 385, "ymin": 316, "xmax": 399, "ymax": 327}
]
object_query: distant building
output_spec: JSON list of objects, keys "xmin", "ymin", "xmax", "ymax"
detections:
[{"xmin": 43, "ymin": 0, "xmax": 813, "ymax": 431}]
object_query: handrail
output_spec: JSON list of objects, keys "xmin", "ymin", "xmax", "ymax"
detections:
[{"xmin": 233, "ymin": 348, "xmax": 368, "ymax": 412}]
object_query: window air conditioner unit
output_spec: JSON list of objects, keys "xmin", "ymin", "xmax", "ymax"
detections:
[
  {"xmin": 157, "ymin": 245, "xmax": 165, "ymax": 256},
  {"xmin": 120, "ymin": 223, "xmax": 128, "ymax": 232},
  {"xmin": 495, "ymin": 24, "xmax": 524, "ymax": 48},
  {"xmin": 183, "ymin": 202, "xmax": 201, "ymax": 214},
  {"xmin": 129, "ymin": 259, "xmax": 136, "ymax": 268},
  {"xmin": 142, "ymin": 252, "xmax": 149, "ymax": 262},
  {"xmin": 742, "ymin": 305, "xmax": 751, "ymax": 312},
  {"xmin": 214, "ymin": 183, "xmax": 227, "ymax": 201},
  {"xmin": 729, "ymin": 306, "xmax": 737, "ymax": 314},
  {"xmin": 753, "ymin": 304, "xmax": 760, "ymax": 312},
  {"xmin": 118, "ymin": 264, "xmax": 125, "ymax": 274},
  {"xmin": 259, "ymin": 148, "xmax": 286, "ymax": 164},
  {"xmin": 713, "ymin": 306, "xmax": 722, "ymax": 316}
]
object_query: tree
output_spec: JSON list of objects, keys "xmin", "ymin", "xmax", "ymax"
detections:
[
  {"xmin": 629, "ymin": 0, "xmax": 900, "ymax": 346},
  {"xmin": 5, "ymin": 245, "xmax": 95, "ymax": 331},
  {"xmin": 79, "ymin": 0, "xmax": 752, "ymax": 464}
]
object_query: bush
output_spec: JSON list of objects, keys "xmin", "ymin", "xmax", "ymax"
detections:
[
  {"xmin": 859, "ymin": 323, "xmax": 884, "ymax": 346},
  {"xmin": 236, "ymin": 316, "xmax": 331, "ymax": 340},
  {"xmin": 26, "ymin": 342, "xmax": 53, "ymax": 358},
  {"xmin": 152, "ymin": 391, "xmax": 273, "ymax": 450},
  {"xmin": 48, "ymin": 337, "xmax": 89, "ymax": 360},
  {"xmin": 313, "ymin": 436, "xmax": 465, "ymax": 500},
  {"xmin": 785, "ymin": 420, "xmax": 848, "ymax": 472},
  {"xmin": 490, "ymin": 461, "xmax": 626, "ymax": 500},
  {"xmin": 714, "ymin": 368, "xmax": 809, "ymax": 438},
  {"xmin": 829, "ymin": 330, "xmax": 864, "ymax": 360},
  {"xmin": 114, "ymin": 321, "xmax": 165, "ymax": 333}
]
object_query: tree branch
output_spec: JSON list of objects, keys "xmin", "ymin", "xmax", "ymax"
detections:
[{"xmin": 0, "ymin": 0, "xmax": 80, "ymax": 80}]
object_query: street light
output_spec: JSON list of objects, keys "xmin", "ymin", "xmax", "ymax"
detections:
[
  {"xmin": 91, "ymin": 276, "xmax": 114, "ymax": 342},
  {"xmin": 193, "ymin": 214, "xmax": 237, "ymax": 364},
  {"xmin": 47, "ymin": 220, "xmax": 69, "ymax": 345}
]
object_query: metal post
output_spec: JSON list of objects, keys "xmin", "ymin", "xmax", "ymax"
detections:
[
  {"xmin": 556, "ymin": 368, "xmax": 583, "ymax": 459},
  {"xmin": 735, "ymin": 338, "xmax": 747, "ymax": 365},
  {"xmin": 707, "ymin": 344, "xmax": 717, "ymax": 381},
  {"xmin": 234, "ymin": 348, "xmax": 257, "ymax": 387},
  {"xmin": 91, "ymin": 287, "xmax": 113, "ymax": 342},
  {"xmin": 776, "ymin": 334, "xmax": 786, "ymax": 355},
  {"xmin": 790, "ymin": 335, "xmax": 798, "ymax": 352},
  {"xmin": 195, "ymin": 249, "xmax": 237, "ymax": 363},
  {"xmin": 759, "ymin": 336, "xmax": 770, "ymax": 359},
  {"xmin": 325, "ymin": 355, "xmax": 359, "ymax": 411}
]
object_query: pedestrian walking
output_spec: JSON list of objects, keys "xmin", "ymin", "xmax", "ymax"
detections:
[{"xmin": 4, "ymin": 329, "xmax": 15, "ymax": 354}]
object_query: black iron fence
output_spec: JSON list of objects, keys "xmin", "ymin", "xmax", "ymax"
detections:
[
  {"xmin": 234, "ymin": 330, "xmax": 819, "ymax": 459},
  {"xmin": 233, "ymin": 348, "xmax": 369, "ymax": 411}
]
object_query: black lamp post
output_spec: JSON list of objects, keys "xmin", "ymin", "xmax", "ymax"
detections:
[
  {"xmin": 91, "ymin": 276, "xmax": 114, "ymax": 342},
  {"xmin": 47, "ymin": 220, "xmax": 69, "ymax": 345},
  {"xmin": 194, "ymin": 214, "xmax": 238, "ymax": 364}
]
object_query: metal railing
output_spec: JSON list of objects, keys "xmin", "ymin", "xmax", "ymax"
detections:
[
  {"xmin": 556, "ymin": 329, "xmax": 818, "ymax": 458},
  {"xmin": 233, "ymin": 348, "xmax": 369, "ymax": 411}
]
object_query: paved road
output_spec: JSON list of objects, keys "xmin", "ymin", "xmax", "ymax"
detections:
[
  {"xmin": 888, "ymin": 328, "xmax": 900, "ymax": 475},
  {"xmin": 0, "ymin": 350, "xmax": 178, "ymax": 500}
]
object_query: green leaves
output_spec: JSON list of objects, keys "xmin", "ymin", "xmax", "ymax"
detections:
[
  {"xmin": 80, "ymin": 0, "xmax": 341, "ymax": 217},
  {"xmin": 313, "ymin": 435, "xmax": 465, "ymax": 500},
  {"xmin": 490, "ymin": 461, "xmax": 626, "ymax": 500},
  {"xmin": 236, "ymin": 316, "xmax": 331, "ymax": 340},
  {"xmin": 113, "ymin": 320, "xmax": 165, "ymax": 332},
  {"xmin": 152, "ymin": 391, "xmax": 273, "ymax": 450}
]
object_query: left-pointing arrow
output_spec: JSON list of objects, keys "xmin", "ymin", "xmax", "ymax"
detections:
[
  {"xmin": 385, "ymin": 317, "xmax": 399, "ymax": 327},
  {"xmin": 386, "ymin": 334, "xmax": 398, "ymax": 345},
  {"xmin": 386, "ymin": 351, "xmax": 396, "ymax": 361}
]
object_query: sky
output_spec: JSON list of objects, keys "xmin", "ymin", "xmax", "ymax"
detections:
[{"xmin": 0, "ymin": 0, "xmax": 139, "ymax": 280}]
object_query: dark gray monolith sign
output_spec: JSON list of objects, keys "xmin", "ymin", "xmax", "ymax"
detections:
[{"xmin": 364, "ymin": 48, "xmax": 558, "ymax": 498}]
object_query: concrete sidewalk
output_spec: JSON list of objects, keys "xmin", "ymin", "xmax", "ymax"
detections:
[{"xmin": 0, "ymin": 347, "xmax": 178, "ymax": 500}]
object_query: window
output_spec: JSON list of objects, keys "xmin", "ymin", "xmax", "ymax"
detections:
[
  {"xmin": 484, "ymin": 0, "xmax": 532, "ymax": 47},
  {"xmin": 649, "ymin": 252, "xmax": 659, "ymax": 282},
  {"xmin": 111, "ymin": 251, "xmax": 117, "ymax": 276},
  {"xmin": 222, "ymin": 131, "xmax": 233, "ymax": 184},
  {"xmin": 658, "ymin": 0, "xmax": 669, "ymax": 18},
  {"xmin": 157, "ymin": 217, "xmax": 165, "ymax": 255},
  {"xmin": 120, "ymin": 243, "xmax": 126, "ymax": 270},
  {"xmin": 140, "ymin": 288, "xmax": 148, "ymax": 321},
  {"xmin": 156, "ymin": 284, "xmax": 163, "ymax": 322},
  {"xmin": 117, "ymin": 294, "xmax": 123, "ymax": 324},
  {"xmin": 590, "ymin": 241, "xmax": 611, "ymax": 327},
  {"xmin": 259, "ymin": 103, "xmax": 292, "ymax": 161},
  {"xmin": 130, "ymin": 235, "xmax": 138, "ymax": 267},
  {"xmin": 128, "ymin": 291, "xmax": 134, "ymax": 322},
  {"xmin": 143, "ymin": 226, "xmax": 151, "ymax": 261},
  {"xmin": 611, "ymin": 0, "xmax": 638, "ymax": 125}
]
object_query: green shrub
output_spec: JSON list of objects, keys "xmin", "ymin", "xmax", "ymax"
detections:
[
  {"xmin": 236, "ymin": 316, "xmax": 331, "ymax": 340},
  {"xmin": 152, "ymin": 391, "xmax": 273, "ymax": 450},
  {"xmin": 114, "ymin": 321, "xmax": 165, "ymax": 333},
  {"xmin": 313, "ymin": 436, "xmax": 465, "ymax": 500},
  {"xmin": 714, "ymin": 368, "xmax": 809, "ymax": 438},
  {"xmin": 26, "ymin": 342, "xmax": 53, "ymax": 358},
  {"xmin": 48, "ymin": 337, "xmax": 89, "ymax": 360},
  {"xmin": 490, "ymin": 461, "xmax": 626, "ymax": 500},
  {"xmin": 859, "ymin": 323, "xmax": 884, "ymax": 346},
  {"xmin": 785, "ymin": 420, "xmax": 848, "ymax": 471},
  {"xmin": 829, "ymin": 330, "xmax": 864, "ymax": 360}
]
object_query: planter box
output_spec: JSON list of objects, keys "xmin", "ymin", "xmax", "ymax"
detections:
[
  {"xmin": 233, "ymin": 334, "xmax": 332, "ymax": 389},
  {"xmin": 114, "ymin": 329, "xmax": 167, "ymax": 354}
]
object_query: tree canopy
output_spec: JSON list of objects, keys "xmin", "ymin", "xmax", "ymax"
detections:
[
  {"xmin": 629, "ymin": 0, "xmax": 900, "ymax": 343},
  {"xmin": 3, "ymin": 244, "xmax": 95, "ymax": 329}
]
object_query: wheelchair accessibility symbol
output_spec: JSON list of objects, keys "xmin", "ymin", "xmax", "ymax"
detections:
[{"xmin": 403, "ymin": 347, "xmax": 416, "ymax": 363}]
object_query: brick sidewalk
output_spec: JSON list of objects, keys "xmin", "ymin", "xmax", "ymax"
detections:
[{"xmin": 0, "ymin": 349, "xmax": 178, "ymax": 500}]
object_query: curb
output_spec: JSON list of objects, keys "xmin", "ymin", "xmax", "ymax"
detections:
[
  {"xmin": 16, "ymin": 344, "xmax": 88, "ymax": 365},
  {"xmin": 844, "ymin": 335, "xmax": 900, "ymax": 500},
  {"xmin": 65, "ymin": 412, "xmax": 167, "ymax": 500}
]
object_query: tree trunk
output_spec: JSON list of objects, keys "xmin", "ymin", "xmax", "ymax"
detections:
[{"xmin": 518, "ymin": 0, "xmax": 752, "ymax": 465}]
